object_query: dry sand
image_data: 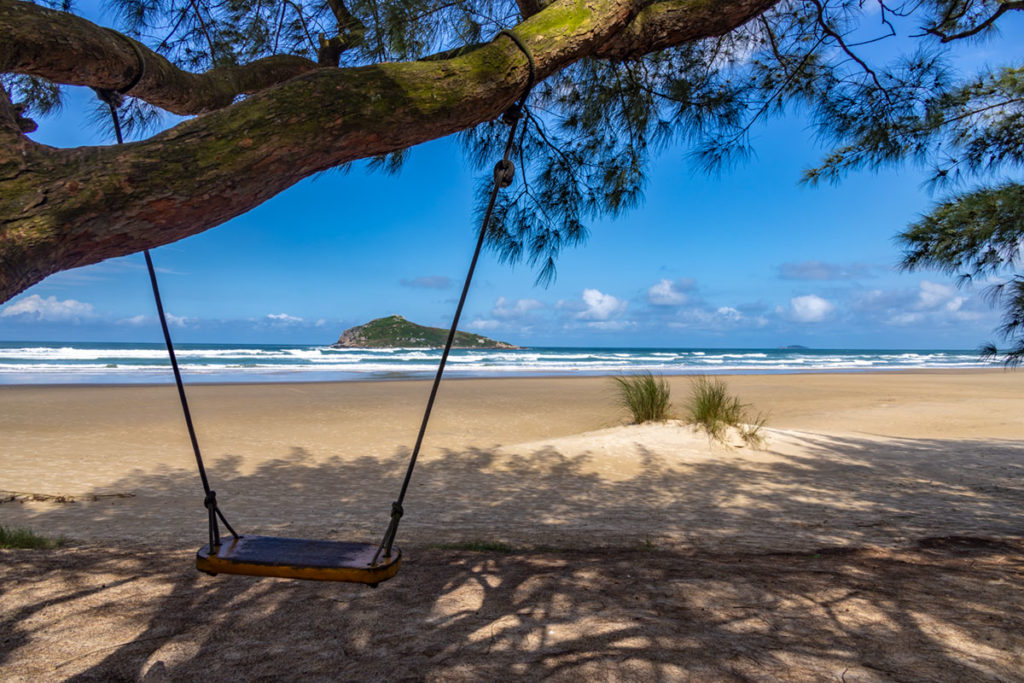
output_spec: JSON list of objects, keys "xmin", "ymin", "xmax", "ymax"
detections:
[{"xmin": 1, "ymin": 370, "xmax": 1023, "ymax": 680}]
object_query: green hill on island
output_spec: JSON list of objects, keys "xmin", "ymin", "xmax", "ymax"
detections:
[{"xmin": 332, "ymin": 315, "xmax": 520, "ymax": 349}]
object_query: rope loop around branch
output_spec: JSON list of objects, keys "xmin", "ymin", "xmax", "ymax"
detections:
[
  {"xmin": 98, "ymin": 28, "xmax": 147, "ymax": 102},
  {"xmin": 91, "ymin": 31, "xmax": 147, "ymax": 118},
  {"xmin": 92, "ymin": 87, "xmax": 124, "ymax": 109},
  {"xmin": 496, "ymin": 28, "xmax": 535, "ymax": 114},
  {"xmin": 95, "ymin": 92, "xmax": 238, "ymax": 549}
]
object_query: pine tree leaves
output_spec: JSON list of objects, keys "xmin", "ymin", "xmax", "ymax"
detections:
[{"xmin": 900, "ymin": 183, "xmax": 1024, "ymax": 363}]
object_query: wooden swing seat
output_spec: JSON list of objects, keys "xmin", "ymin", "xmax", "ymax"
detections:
[{"xmin": 196, "ymin": 535, "xmax": 401, "ymax": 584}]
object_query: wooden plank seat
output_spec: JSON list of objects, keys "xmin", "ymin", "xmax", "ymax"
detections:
[{"xmin": 196, "ymin": 535, "xmax": 401, "ymax": 584}]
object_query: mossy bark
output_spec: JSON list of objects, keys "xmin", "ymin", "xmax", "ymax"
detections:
[
  {"xmin": 0, "ymin": 0, "xmax": 318, "ymax": 115},
  {"xmin": 0, "ymin": 0, "xmax": 778, "ymax": 303}
]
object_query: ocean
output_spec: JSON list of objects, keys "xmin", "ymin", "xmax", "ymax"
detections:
[{"xmin": 0, "ymin": 341, "xmax": 998, "ymax": 385}]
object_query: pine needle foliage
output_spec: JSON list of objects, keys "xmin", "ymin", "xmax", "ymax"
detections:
[
  {"xmin": 807, "ymin": 61, "xmax": 1024, "ymax": 365},
  {"xmin": 0, "ymin": 526, "xmax": 67, "ymax": 549},
  {"xmin": 898, "ymin": 183, "xmax": 1024, "ymax": 364},
  {"xmin": 7, "ymin": 0, "xmax": 1022, "ymax": 310},
  {"xmin": 8, "ymin": 0, "xmax": 1020, "ymax": 287},
  {"xmin": 613, "ymin": 372, "xmax": 671, "ymax": 424}
]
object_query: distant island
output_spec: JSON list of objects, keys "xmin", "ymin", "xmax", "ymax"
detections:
[
  {"xmin": 779, "ymin": 345, "xmax": 810, "ymax": 350},
  {"xmin": 332, "ymin": 315, "xmax": 521, "ymax": 349}
]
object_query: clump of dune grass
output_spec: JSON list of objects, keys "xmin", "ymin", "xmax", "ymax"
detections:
[
  {"xmin": 613, "ymin": 372, "xmax": 671, "ymax": 423},
  {"xmin": 686, "ymin": 376, "xmax": 767, "ymax": 446},
  {"xmin": 0, "ymin": 525, "xmax": 67, "ymax": 549},
  {"xmin": 736, "ymin": 412, "xmax": 769, "ymax": 448}
]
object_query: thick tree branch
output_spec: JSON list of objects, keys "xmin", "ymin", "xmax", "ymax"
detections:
[
  {"xmin": 0, "ymin": 0, "xmax": 781, "ymax": 302},
  {"xmin": 1, "ymin": 88, "xmax": 25, "ymax": 137},
  {"xmin": 0, "ymin": 0, "xmax": 318, "ymax": 115},
  {"xmin": 0, "ymin": 88, "xmax": 37, "ymax": 136},
  {"xmin": 318, "ymin": 0, "xmax": 367, "ymax": 66},
  {"xmin": 1, "ymin": 0, "xmax": 776, "ymax": 113},
  {"xmin": 594, "ymin": 0, "xmax": 779, "ymax": 59},
  {"xmin": 326, "ymin": 0, "xmax": 368, "ymax": 40},
  {"xmin": 515, "ymin": 0, "xmax": 547, "ymax": 19}
]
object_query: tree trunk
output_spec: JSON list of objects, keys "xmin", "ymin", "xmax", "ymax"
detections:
[{"xmin": 0, "ymin": 0, "xmax": 778, "ymax": 303}]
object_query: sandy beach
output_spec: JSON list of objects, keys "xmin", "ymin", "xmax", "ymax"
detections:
[{"xmin": 2, "ymin": 370, "xmax": 1023, "ymax": 680}]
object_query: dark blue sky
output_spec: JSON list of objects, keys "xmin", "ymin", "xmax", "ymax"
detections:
[{"xmin": 2, "ymin": 10, "xmax": 1021, "ymax": 348}]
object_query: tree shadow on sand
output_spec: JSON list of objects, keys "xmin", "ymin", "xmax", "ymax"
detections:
[
  {"xmin": 5, "ymin": 430, "xmax": 1023, "ymax": 551},
  {"xmin": 2, "ymin": 430, "xmax": 1023, "ymax": 679},
  {"xmin": 2, "ymin": 538, "xmax": 1022, "ymax": 680}
]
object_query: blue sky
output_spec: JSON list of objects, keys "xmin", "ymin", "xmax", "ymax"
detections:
[{"xmin": 2, "ymin": 12, "xmax": 1021, "ymax": 348}]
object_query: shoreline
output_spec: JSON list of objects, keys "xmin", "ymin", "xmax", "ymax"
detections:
[
  {"xmin": 0, "ymin": 343, "xmax": 999, "ymax": 385},
  {"xmin": 0, "ymin": 364, "xmax": 1008, "ymax": 388}
]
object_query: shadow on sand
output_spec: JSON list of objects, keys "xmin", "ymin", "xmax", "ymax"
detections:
[{"xmin": 2, "ymin": 431, "xmax": 1023, "ymax": 679}]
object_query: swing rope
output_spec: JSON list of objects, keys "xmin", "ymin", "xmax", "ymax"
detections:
[
  {"xmin": 374, "ymin": 29, "xmax": 535, "ymax": 563},
  {"xmin": 94, "ymin": 25, "xmax": 534, "ymax": 566},
  {"xmin": 95, "ymin": 83, "xmax": 237, "ymax": 552}
]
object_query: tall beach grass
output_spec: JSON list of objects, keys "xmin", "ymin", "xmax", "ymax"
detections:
[
  {"xmin": 613, "ymin": 372, "xmax": 671, "ymax": 423},
  {"xmin": 686, "ymin": 375, "xmax": 767, "ymax": 446}
]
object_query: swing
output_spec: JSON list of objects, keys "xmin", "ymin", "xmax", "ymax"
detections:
[{"xmin": 96, "ymin": 30, "xmax": 534, "ymax": 584}]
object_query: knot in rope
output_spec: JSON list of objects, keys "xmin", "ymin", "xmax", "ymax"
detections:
[
  {"xmin": 204, "ymin": 490, "xmax": 218, "ymax": 510},
  {"xmin": 494, "ymin": 159, "xmax": 516, "ymax": 188},
  {"xmin": 501, "ymin": 103, "xmax": 524, "ymax": 125},
  {"xmin": 374, "ymin": 29, "xmax": 534, "ymax": 565},
  {"xmin": 93, "ymin": 87, "xmax": 125, "ymax": 109}
]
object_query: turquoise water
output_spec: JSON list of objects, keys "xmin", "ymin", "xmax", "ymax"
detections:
[{"xmin": 0, "ymin": 342, "xmax": 997, "ymax": 384}]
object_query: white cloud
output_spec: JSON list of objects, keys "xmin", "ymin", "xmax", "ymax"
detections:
[
  {"xmin": 492, "ymin": 297, "xmax": 544, "ymax": 319},
  {"xmin": 585, "ymin": 320, "xmax": 635, "ymax": 331},
  {"xmin": 577, "ymin": 288, "xmax": 626, "ymax": 321},
  {"xmin": 165, "ymin": 313, "xmax": 190, "ymax": 327},
  {"xmin": 266, "ymin": 313, "xmax": 303, "ymax": 324},
  {"xmin": 467, "ymin": 318, "xmax": 502, "ymax": 330},
  {"xmin": 916, "ymin": 280, "xmax": 965, "ymax": 312},
  {"xmin": 852, "ymin": 289, "xmax": 904, "ymax": 312},
  {"xmin": 888, "ymin": 312, "xmax": 923, "ymax": 326},
  {"xmin": 664, "ymin": 305, "xmax": 749, "ymax": 330},
  {"xmin": 847, "ymin": 280, "xmax": 993, "ymax": 329},
  {"xmin": 790, "ymin": 294, "xmax": 834, "ymax": 323},
  {"xmin": 116, "ymin": 313, "xmax": 189, "ymax": 327},
  {"xmin": 0, "ymin": 294, "xmax": 94, "ymax": 321},
  {"xmin": 647, "ymin": 278, "xmax": 694, "ymax": 306}
]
